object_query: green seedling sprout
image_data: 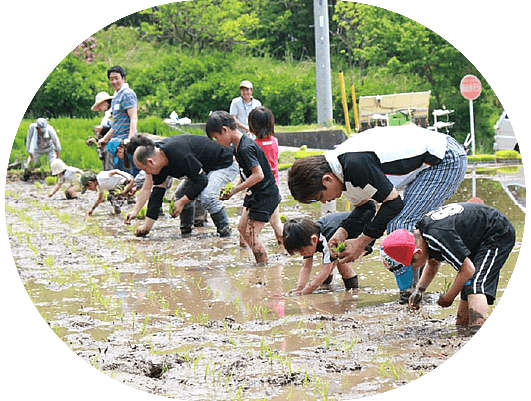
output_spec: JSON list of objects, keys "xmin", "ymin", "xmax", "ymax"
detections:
[
  {"xmin": 221, "ymin": 182, "xmax": 233, "ymax": 196},
  {"xmin": 169, "ymin": 199, "xmax": 175, "ymax": 214},
  {"xmin": 137, "ymin": 206, "xmax": 147, "ymax": 219},
  {"xmin": 332, "ymin": 242, "xmax": 346, "ymax": 253},
  {"xmin": 279, "ymin": 214, "xmax": 288, "ymax": 223}
]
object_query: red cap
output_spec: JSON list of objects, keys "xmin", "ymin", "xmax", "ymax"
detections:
[{"xmin": 381, "ymin": 229, "xmax": 415, "ymax": 266}]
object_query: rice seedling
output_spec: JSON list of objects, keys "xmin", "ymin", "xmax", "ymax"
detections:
[
  {"xmin": 332, "ymin": 242, "xmax": 346, "ymax": 253},
  {"xmin": 220, "ymin": 182, "xmax": 233, "ymax": 196},
  {"xmin": 45, "ymin": 176, "xmax": 57, "ymax": 185}
]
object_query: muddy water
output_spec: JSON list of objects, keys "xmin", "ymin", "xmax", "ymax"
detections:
[{"xmin": 5, "ymin": 167, "xmax": 524, "ymax": 400}]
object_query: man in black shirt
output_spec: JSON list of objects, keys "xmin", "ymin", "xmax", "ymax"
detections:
[
  {"xmin": 382, "ymin": 202, "xmax": 515, "ymax": 330},
  {"xmin": 124, "ymin": 134, "xmax": 237, "ymax": 237}
]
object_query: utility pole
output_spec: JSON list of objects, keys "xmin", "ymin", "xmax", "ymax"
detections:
[{"xmin": 313, "ymin": 0, "xmax": 333, "ymax": 126}]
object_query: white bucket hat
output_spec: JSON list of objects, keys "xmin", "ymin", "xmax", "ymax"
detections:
[
  {"xmin": 50, "ymin": 158, "xmax": 67, "ymax": 175},
  {"xmin": 91, "ymin": 92, "xmax": 113, "ymax": 111}
]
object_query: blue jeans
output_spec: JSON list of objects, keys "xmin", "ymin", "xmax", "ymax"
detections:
[{"xmin": 175, "ymin": 161, "xmax": 238, "ymax": 229}]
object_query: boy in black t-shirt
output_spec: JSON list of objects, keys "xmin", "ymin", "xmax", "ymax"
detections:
[
  {"xmin": 283, "ymin": 206, "xmax": 375, "ymax": 295},
  {"xmin": 381, "ymin": 202, "xmax": 515, "ymax": 330},
  {"xmin": 206, "ymin": 111, "xmax": 281, "ymax": 264}
]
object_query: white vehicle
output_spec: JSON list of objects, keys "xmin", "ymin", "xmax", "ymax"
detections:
[{"xmin": 493, "ymin": 111, "xmax": 519, "ymax": 152}]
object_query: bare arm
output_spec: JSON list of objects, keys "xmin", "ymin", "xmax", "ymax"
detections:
[
  {"xmin": 290, "ymin": 257, "xmax": 314, "ymax": 294},
  {"xmin": 88, "ymin": 189, "xmax": 105, "ymax": 216},
  {"xmin": 127, "ymin": 106, "xmax": 138, "ymax": 140},
  {"xmin": 438, "ymin": 258, "xmax": 475, "ymax": 307},
  {"xmin": 125, "ymin": 174, "xmax": 153, "ymax": 224},
  {"xmin": 301, "ymin": 261, "xmax": 335, "ymax": 295},
  {"xmin": 223, "ymin": 165, "xmax": 263, "ymax": 199}
]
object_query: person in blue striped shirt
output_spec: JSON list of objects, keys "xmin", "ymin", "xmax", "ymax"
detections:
[{"xmin": 98, "ymin": 66, "xmax": 138, "ymax": 150}]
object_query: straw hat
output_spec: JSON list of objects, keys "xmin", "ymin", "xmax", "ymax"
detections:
[{"xmin": 91, "ymin": 92, "xmax": 113, "ymax": 111}]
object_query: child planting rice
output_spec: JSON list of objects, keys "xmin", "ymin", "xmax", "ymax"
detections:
[
  {"xmin": 48, "ymin": 158, "xmax": 83, "ymax": 199},
  {"xmin": 283, "ymin": 207, "xmax": 375, "ymax": 295},
  {"xmin": 381, "ymin": 202, "xmax": 515, "ymax": 331},
  {"xmin": 207, "ymin": 110, "xmax": 281, "ymax": 263},
  {"xmin": 80, "ymin": 170, "xmax": 135, "ymax": 216}
]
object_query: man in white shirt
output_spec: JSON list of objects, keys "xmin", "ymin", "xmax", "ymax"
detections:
[
  {"xmin": 229, "ymin": 80, "xmax": 261, "ymax": 133},
  {"xmin": 24, "ymin": 117, "xmax": 61, "ymax": 181}
]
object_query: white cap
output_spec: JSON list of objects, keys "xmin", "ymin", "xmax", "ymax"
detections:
[{"xmin": 239, "ymin": 80, "xmax": 253, "ymax": 89}]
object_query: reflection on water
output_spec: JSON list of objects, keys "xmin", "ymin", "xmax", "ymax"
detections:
[
  {"xmin": 7, "ymin": 166, "xmax": 525, "ymax": 399},
  {"xmin": 507, "ymin": 184, "xmax": 526, "ymax": 208}
]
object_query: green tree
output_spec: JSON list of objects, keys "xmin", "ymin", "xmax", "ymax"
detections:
[
  {"xmin": 26, "ymin": 54, "xmax": 108, "ymax": 118},
  {"xmin": 138, "ymin": 0, "xmax": 263, "ymax": 52}
]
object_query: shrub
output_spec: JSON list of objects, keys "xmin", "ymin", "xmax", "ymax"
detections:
[
  {"xmin": 467, "ymin": 154, "xmax": 496, "ymax": 163},
  {"xmin": 495, "ymin": 150, "xmax": 521, "ymax": 161}
]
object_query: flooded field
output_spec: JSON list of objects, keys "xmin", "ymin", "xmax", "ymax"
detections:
[{"xmin": 5, "ymin": 166, "xmax": 525, "ymax": 400}]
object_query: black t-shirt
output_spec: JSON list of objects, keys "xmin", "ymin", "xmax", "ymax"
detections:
[
  {"xmin": 235, "ymin": 134, "xmax": 278, "ymax": 199},
  {"xmin": 416, "ymin": 202, "xmax": 512, "ymax": 271},
  {"xmin": 339, "ymin": 152, "xmax": 394, "ymax": 203},
  {"xmin": 153, "ymin": 134, "xmax": 234, "ymax": 200},
  {"xmin": 305, "ymin": 212, "xmax": 351, "ymax": 264}
]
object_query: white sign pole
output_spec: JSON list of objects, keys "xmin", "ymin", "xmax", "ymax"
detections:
[
  {"xmin": 469, "ymin": 99, "xmax": 476, "ymax": 156},
  {"xmin": 460, "ymin": 74, "xmax": 481, "ymax": 155}
]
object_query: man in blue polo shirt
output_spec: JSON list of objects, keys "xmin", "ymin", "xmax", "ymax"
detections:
[{"xmin": 98, "ymin": 65, "xmax": 138, "ymax": 147}]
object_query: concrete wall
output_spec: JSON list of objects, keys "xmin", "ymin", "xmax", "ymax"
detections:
[
  {"xmin": 177, "ymin": 124, "xmax": 347, "ymax": 150},
  {"xmin": 275, "ymin": 129, "xmax": 347, "ymax": 150}
]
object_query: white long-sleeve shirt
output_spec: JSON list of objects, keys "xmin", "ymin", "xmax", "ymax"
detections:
[{"xmin": 26, "ymin": 123, "xmax": 61, "ymax": 154}]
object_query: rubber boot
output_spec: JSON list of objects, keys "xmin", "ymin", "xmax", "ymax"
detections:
[
  {"xmin": 210, "ymin": 209, "xmax": 231, "ymax": 238},
  {"xmin": 343, "ymin": 275, "xmax": 359, "ymax": 290},
  {"xmin": 179, "ymin": 202, "xmax": 195, "ymax": 237},
  {"xmin": 193, "ymin": 199, "xmax": 208, "ymax": 227}
]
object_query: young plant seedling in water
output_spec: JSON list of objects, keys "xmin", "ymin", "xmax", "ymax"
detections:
[{"xmin": 279, "ymin": 214, "xmax": 288, "ymax": 223}]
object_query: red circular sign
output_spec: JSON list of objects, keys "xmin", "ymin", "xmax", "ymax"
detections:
[{"xmin": 460, "ymin": 74, "xmax": 482, "ymax": 100}]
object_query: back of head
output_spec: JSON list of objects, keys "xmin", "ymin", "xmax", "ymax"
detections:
[
  {"xmin": 80, "ymin": 171, "xmax": 97, "ymax": 188},
  {"xmin": 127, "ymin": 134, "xmax": 158, "ymax": 166},
  {"xmin": 248, "ymin": 106, "xmax": 275, "ymax": 139},
  {"xmin": 283, "ymin": 217, "xmax": 320, "ymax": 255},
  {"xmin": 50, "ymin": 158, "xmax": 67, "ymax": 175}
]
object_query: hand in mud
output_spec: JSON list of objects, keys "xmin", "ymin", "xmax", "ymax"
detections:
[
  {"xmin": 409, "ymin": 288, "xmax": 424, "ymax": 310},
  {"xmin": 437, "ymin": 293, "xmax": 454, "ymax": 308},
  {"xmin": 287, "ymin": 289, "xmax": 303, "ymax": 296},
  {"xmin": 124, "ymin": 212, "xmax": 135, "ymax": 225},
  {"xmin": 135, "ymin": 226, "xmax": 150, "ymax": 237},
  {"xmin": 170, "ymin": 200, "xmax": 184, "ymax": 218}
]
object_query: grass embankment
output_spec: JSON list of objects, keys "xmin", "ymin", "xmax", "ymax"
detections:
[
  {"xmin": 11, "ymin": 118, "xmax": 521, "ymax": 174},
  {"xmin": 10, "ymin": 117, "xmax": 205, "ymax": 172}
]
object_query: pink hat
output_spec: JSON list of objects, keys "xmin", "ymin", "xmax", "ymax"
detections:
[{"xmin": 381, "ymin": 229, "xmax": 415, "ymax": 266}]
